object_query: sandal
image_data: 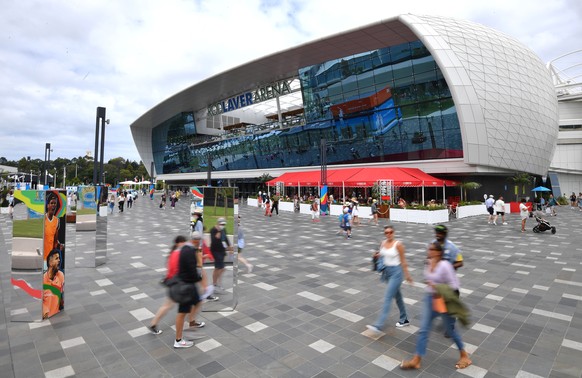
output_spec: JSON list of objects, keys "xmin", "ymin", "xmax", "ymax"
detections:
[
  {"xmin": 400, "ymin": 359, "xmax": 421, "ymax": 370},
  {"xmin": 455, "ymin": 358, "xmax": 472, "ymax": 369}
]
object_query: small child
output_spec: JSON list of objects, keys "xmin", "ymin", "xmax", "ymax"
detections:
[{"xmin": 265, "ymin": 199, "xmax": 271, "ymax": 217}]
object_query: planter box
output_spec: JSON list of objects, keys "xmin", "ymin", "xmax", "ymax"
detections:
[
  {"xmin": 247, "ymin": 198, "xmax": 258, "ymax": 207},
  {"xmin": 279, "ymin": 201, "xmax": 295, "ymax": 212},
  {"xmin": 456, "ymin": 204, "xmax": 488, "ymax": 219},
  {"xmin": 390, "ymin": 208, "xmax": 448, "ymax": 224},
  {"xmin": 0, "ymin": 207, "xmax": 9, "ymax": 214}
]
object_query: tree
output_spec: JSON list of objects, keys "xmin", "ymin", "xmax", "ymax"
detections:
[
  {"xmin": 458, "ymin": 182, "xmax": 482, "ymax": 202},
  {"xmin": 258, "ymin": 173, "xmax": 273, "ymax": 192},
  {"xmin": 508, "ymin": 172, "xmax": 532, "ymax": 201}
]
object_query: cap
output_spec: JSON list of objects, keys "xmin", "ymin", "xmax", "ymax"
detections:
[
  {"xmin": 434, "ymin": 224, "xmax": 448, "ymax": 233},
  {"xmin": 193, "ymin": 209, "xmax": 203, "ymax": 214},
  {"xmin": 217, "ymin": 217, "xmax": 227, "ymax": 225},
  {"xmin": 190, "ymin": 231, "xmax": 202, "ymax": 240},
  {"xmin": 373, "ymin": 199, "xmax": 377, "ymax": 203},
  {"xmin": 489, "ymin": 195, "xmax": 494, "ymax": 198}
]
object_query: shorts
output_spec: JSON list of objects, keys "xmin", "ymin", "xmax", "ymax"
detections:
[
  {"xmin": 487, "ymin": 207, "xmax": 494, "ymax": 215},
  {"xmin": 177, "ymin": 287, "xmax": 201, "ymax": 313},
  {"xmin": 213, "ymin": 251, "xmax": 226, "ymax": 269},
  {"xmin": 496, "ymin": 211, "xmax": 504, "ymax": 216},
  {"xmin": 344, "ymin": 226, "xmax": 352, "ymax": 231}
]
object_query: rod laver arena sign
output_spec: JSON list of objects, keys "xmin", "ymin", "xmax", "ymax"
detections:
[{"xmin": 207, "ymin": 79, "xmax": 293, "ymax": 116}]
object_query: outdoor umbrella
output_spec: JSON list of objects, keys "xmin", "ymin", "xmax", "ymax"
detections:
[{"xmin": 532, "ymin": 186, "xmax": 551, "ymax": 192}]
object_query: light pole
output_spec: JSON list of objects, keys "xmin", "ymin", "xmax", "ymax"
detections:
[
  {"xmin": 93, "ymin": 107, "xmax": 109, "ymax": 185},
  {"xmin": 44, "ymin": 143, "xmax": 53, "ymax": 186}
]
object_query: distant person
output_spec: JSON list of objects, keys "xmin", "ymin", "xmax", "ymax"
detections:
[
  {"xmin": 7, "ymin": 190, "xmax": 14, "ymax": 218},
  {"xmin": 118, "ymin": 192, "xmax": 125, "ymax": 212},
  {"xmin": 369, "ymin": 199, "xmax": 379, "ymax": 225},
  {"xmin": 108, "ymin": 194, "xmax": 116, "ymax": 214},
  {"xmin": 519, "ymin": 198, "xmax": 530, "ymax": 233},
  {"xmin": 271, "ymin": 192, "xmax": 280, "ymax": 215},
  {"xmin": 485, "ymin": 195, "xmax": 495, "ymax": 224},
  {"xmin": 127, "ymin": 192, "xmax": 133, "ymax": 208},
  {"xmin": 548, "ymin": 194, "xmax": 559, "ymax": 216},
  {"xmin": 493, "ymin": 196, "xmax": 507, "ymax": 225}
]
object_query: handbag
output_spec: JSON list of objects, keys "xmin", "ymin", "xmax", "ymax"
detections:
[
  {"xmin": 168, "ymin": 279, "xmax": 197, "ymax": 304},
  {"xmin": 432, "ymin": 294, "xmax": 447, "ymax": 313}
]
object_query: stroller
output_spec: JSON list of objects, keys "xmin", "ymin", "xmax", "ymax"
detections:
[{"xmin": 532, "ymin": 212, "xmax": 556, "ymax": 234}]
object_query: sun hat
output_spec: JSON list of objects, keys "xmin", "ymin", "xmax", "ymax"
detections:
[{"xmin": 217, "ymin": 217, "xmax": 227, "ymax": 225}]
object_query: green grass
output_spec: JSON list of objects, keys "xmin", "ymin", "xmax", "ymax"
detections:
[
  {"xmin": 204, "ymin": 206, "xmax": 235, "ymax": 235},
  {"xmin": 13, "ymin": 218, "xmax": 43, "ymax": 238},
  {"xmin": 77, "ymin": 208, "xmax": 96, "ymax": 215}
]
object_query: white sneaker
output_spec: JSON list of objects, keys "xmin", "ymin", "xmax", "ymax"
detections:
[
  {"xmin": 201, "ymin": 285, "xmax": 214, "ymax": 300},
  {"xmin": 246, "ymin": 264, "xmax": 254, "ymax": 273},
  {"xmin": 502, "ymin": 222, "xmax": 508, "ymax": 225},
  {"xmin": 365, "ymin": 325, "xmax": 382, "ymax": 336},
  {"xmin": 174, "ymin": 339, "xmax": 194, "ymax": 348},
  {"xmin": 493, "ymin": 221, "xmax": 497, "ymax": 225}
]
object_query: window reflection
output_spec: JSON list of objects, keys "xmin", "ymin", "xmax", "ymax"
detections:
[{"xmin": 153, "ymin": 40, "xmax": 462, "ymax": 174}]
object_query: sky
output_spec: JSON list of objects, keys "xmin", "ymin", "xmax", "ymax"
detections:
[{"xmin": 1, "ymin": 0, "xmax": 581, "ymax": 164}]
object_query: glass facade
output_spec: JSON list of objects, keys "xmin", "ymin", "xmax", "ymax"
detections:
[{"xmin": 153, "ymin": 40, "xmax": 462, "ymax": 175}]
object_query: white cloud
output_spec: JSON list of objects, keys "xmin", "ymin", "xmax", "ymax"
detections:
[{"xmin": 0, "ymin": 0, "xmax": 579, "ymax": 163}]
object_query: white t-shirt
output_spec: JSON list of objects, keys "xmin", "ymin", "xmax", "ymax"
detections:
[
  {"xmin": 380, "ymin": 240, "xmax": 401, "ymax": 266},
  {"xmin": 494, "ymin": 199, "xmax": 505, "ymax": 212},
  {"xmin": 519, "ymin": 203, "xmax": 529, "ymax": 219}
]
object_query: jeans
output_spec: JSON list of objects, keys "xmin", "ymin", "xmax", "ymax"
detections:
[
  {"xmin": 373, "ymin": 265, "xmax": 408, "ymax": 329},
  {"xmin": 415, "ymin": 293, "xmax": 464, "ymax": 356}
]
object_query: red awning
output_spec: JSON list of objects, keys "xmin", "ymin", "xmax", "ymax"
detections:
[{"xmin": 266, "ymin": 167, "xmax": 448, "ymax": 188}]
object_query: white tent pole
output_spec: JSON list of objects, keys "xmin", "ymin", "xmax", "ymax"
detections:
[
  {"xmin": 342, "ymin": 182, "xmax": 345, "ymax": 203},
  {"xmin": 422, "ymin": 181, "xmax": 425, "ymax": 206},
  {"xmin": 443, "ymin": 185, "xmax": 446, "ymax": 205}
]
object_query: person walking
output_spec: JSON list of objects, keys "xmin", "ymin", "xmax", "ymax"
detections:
[
  {"xmin": 108, "ymin": 193, "xmax": 115, "ymax": 214},
  {"xmin": 264, "ymin": 197, "xmax": 271, "ymax": 217},
  {"xmin": 341, "ymin": 207, "xmax": 352, "ymax": 239},
  {"xmin": 170, "ymin": 192, "xmax": 177, "ymax": 210},
  {"xmin": 311, "ymin": 196, "xmax": 320, "ymax": 222},
  {"xmin": 485, "ymin": 194, "xmax": 495, "ymax": 224},
  {"xmin": 493, "ymin": 195, "xmax": 506, "ymax": 225},
  {"xmin": 400, "ymin": 242, "xmax": 472, "ymax": 370},
  {"xmin": 369, "ymin": 199, "xmax": 379, "ymax": 225},
  {"xmin": 118, "ymin": 192, "xmax": 125, "ymax": 212},
  {"xmin": 210, "ymin": 217, "xmax": 232, "ymax": 293},
  {"xmin": 127, "ymin": 192, "xmax": 133, "ymax": 209},
  {"xmin": 173, "ymin": 235, "xmax": 203, "ymax": 348},
  {"xmin": 548, "ymin": 194, "xmax": 559, "ymax": 216},
  {"xmin": 366, "ymin": 225, "xmax": 413, "ymax": 336},
  {"xmin": 352, "ymin": 201, "xmax": 360, "ymax": 226},
  {"xmin": 160, "ymin": 193, "xmax": 166, "ymax": 209},
  {"xmin": 271, "ymin": 192, "xmax": 280, "ymax": 215},
  {"xmin": 519, "ymin": 198, "xmax": 530, "ymax": 233},
  {"xmin": 149, "ymin": 235, "xmax": 188, "ymax": 335}
]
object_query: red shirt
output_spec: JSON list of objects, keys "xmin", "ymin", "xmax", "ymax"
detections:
[{"xmin": 166, "ymin": 249, "xmax": 181, "ymax": 279}]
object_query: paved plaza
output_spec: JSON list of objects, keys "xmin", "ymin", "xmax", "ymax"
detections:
[{"xmin": 1, "ymin": 195, "xmax": 582, "ymax": 378}]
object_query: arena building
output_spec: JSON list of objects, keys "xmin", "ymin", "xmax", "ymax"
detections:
[{"xmin": 130, "ymin": 14, "xmax": 561, "ymax": 199}]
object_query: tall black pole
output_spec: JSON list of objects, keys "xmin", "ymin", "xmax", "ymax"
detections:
[
  {"xmin": 320, "ymin": 138, "xmax": 327, "ymax": 186},
  {"xmin": 93, "ymin": 110, "xmax": 100, "ymax": 185},
  {"xmin": 207, "ymin": 154, "xmax": 212, "ymax": 186},
  {"xmin": 93, "ymin": 107, "xmax": 106, "ymax": 185},
  {"xmin": 99, "ymin": 109, "xmax": 106, "ymax": 185}
]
